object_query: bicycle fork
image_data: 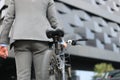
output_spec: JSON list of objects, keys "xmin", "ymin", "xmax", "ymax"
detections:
[
  {"xmin": 59, "ymin": 53, "xmax": 72, "ymax": 80},
  {"xmin": 62, "ymin": 54, "xmax": 66, "ymax": 80},
  {"xmin": 66, "ymin": 65, "xmax": 72, "ymax": 80}
]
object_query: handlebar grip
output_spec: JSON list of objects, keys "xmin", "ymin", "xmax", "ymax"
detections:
[{"xmin": 77, "ymin": 39, "xmax": 88, "ymax": 41}]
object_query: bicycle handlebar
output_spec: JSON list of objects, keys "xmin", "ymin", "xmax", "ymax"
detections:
[{"xmin": 67, "ymin": 39, "xmax": 88, "ymax": 45}]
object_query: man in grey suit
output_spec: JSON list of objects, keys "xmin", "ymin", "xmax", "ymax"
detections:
[{"xmin": 0, "ymin": 0, "xmax": 67, "ymax": 80}]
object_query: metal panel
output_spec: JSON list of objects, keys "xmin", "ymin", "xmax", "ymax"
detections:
[{"xmin": 59, "ymin": 0, "xmax": 120, "ymax": 24}]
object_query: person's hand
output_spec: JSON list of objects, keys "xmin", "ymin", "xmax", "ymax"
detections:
[
  {"xmin": 60, "ymin": 41, "xmax": 67, "ymax": 48},
  {"xmin": 0, "ymin": 46, "xmax": 8, "ymax": 59},
  {"xmin": 62, "ymin": 42, "xmax": 67, "ymax": 48}
]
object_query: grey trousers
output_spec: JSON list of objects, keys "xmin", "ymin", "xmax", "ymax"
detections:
[{"xmin": 13, "ymin": 40, "xmax": 49, "ymax": 80}]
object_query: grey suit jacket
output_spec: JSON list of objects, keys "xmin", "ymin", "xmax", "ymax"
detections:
[{"xmin": 0, "ymin": 0, "xmax": 59, "ymax": 44}]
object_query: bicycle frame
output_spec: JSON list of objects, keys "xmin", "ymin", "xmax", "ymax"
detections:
[
  {"xmin": 46, "ymin": 29, "xmax": 88, "ymax": 80},
  {"xmin": 49, "ymin": 35, "xmax": 66, "ymax": 80},
  {"xmin": 46, "ymin": 29, "xmax": 71, "ymax": 80}
]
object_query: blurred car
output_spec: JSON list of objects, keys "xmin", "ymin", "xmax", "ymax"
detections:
[{"xmin": 105, "ymin": 70, "xmax": 120, "ymax": 80}]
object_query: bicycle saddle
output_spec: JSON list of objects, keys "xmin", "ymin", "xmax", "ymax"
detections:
[{"xmin": 46, "ymin": 29, "xmax": 64, "ymax": 39}]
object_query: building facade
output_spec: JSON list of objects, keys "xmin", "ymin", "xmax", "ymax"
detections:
[{"xmin": 55, "ymin": 0, "xmax": 120, "ymax": 69}]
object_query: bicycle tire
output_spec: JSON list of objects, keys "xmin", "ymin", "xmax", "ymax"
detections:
[{"xmin": 41, "ymin": 50, "xmax": 62, "ymax": 80}]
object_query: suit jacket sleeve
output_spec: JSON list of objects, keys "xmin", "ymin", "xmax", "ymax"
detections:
[
  {"xmin": 0, "ymin": 0, "xmax": 15, "ymax": 44},
  {"xmin": 47, "ymin": 0, "xmax": 59, "ymax": 29}
]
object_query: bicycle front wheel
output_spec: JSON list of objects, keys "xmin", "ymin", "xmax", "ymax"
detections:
[{"xmin": 41, "ymin": 50, "xmax": 62, "ymax": 80}]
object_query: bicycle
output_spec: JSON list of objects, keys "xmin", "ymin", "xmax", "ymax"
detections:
[{"xmin": 41, "ymin": 29, "xmax": 87, "ymax": 80}]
